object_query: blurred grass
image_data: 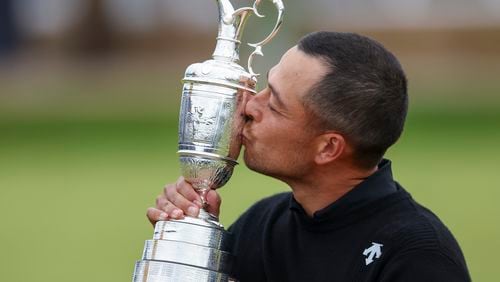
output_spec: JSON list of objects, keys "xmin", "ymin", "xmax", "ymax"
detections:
[{"xmin": 0, "ymin": 108, "xmax": 499, "ymax": 281}]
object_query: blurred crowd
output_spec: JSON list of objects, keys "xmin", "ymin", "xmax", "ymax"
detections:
[{"xmin": 2, "ymin": 0, "xmax": 500, "ymax": 58}]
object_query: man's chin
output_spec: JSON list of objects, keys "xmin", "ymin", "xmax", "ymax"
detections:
[
  {"xmin": 242, "ymin": 150, "xmax": 258, "ymax": 172},
  {"xmin": 242, "ymin": 151, "xmax": 272, "ymax": 176}
]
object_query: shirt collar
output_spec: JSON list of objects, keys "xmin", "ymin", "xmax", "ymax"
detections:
[{"xmin": 289, "ymin": 159, "xmax": 399, "ymax": 222}]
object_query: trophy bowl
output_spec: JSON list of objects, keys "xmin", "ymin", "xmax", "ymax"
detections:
[{"xmin": 178, "ymin": 59, "xmax": 256, "ymax": 193}]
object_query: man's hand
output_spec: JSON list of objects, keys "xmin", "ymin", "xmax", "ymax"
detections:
[{"xmin": 146, "ymin": 176, "xmax": 222, "ymax": 226}]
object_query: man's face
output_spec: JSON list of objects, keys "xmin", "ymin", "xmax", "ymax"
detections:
[{"xmin": 242, "ymin": 46, "xmax": 328, "ymax": 181}]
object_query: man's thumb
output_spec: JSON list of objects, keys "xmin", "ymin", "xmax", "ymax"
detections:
[{"xmin": 205, "ymin": 189, "xmax": 222, "ymax": 217}]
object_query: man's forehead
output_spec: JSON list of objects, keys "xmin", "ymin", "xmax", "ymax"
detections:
[
  {"xmin": 282, "ymin": 45, "xmax": 299, "ymax": 57},
  {"xmin": 277, "ymin": 46, "xmax": 300, "ymax": 67},
  {"xmin": 268, "ymin": 47, "xmax": 299, "ymax": 79},
  {"xmin": 270, "ymin": 46, "xmax": 328, "ymax": 87}
]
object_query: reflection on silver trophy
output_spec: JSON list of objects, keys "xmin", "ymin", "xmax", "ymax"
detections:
[{"xmin": 133, "ymin": 0, "xmax": 284, "ymax": 281}]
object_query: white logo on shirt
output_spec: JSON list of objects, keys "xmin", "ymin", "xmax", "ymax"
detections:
[{"xmin": 363, "ymin": 242, "xmax": 383, "ymax": 265}]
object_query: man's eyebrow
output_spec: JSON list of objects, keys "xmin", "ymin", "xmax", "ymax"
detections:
[{"xmin": 266, "ymin": 71, "xmax": 286, "ymax": 108}]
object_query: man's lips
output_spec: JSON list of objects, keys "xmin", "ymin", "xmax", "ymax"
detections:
[
  {"xmin": 240, "ymin": 130, "xmax": 251, "ymax": 146},
  {"xmin": 241, "ymin": 133, "xmax": 248, "ymax": 145}
]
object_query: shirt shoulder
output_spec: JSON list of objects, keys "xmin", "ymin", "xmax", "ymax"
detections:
[
  {"xmin": 382, "ymin": 197, "xmax": 462, "ymax": 253},
  {"xmin": 373, "ymin": 194, "xmax": 470, "ymax": 280}
]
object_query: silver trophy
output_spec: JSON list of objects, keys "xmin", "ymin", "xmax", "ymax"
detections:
[{"xmin": 133, "ymin": 0, "xmax": 284, "ymax": 281}]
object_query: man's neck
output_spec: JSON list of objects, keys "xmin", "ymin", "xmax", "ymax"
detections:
[{"xmin": 289, "ymin": 164, "xmax": 377, "ymax": 217}]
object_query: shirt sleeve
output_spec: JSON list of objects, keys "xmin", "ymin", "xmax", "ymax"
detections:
[{"xmin": 379, "ymin": 250, "xmax": 471, "ymax": 282}]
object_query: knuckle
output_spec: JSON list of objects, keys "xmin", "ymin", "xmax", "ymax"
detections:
[
  {"xmin": 165, "ymin": 186, "xmax": 177, "ymax": 199},
  {"xmin": 175, "ymin": 181, "xmax": 185, "ymax": 192},
  {"xmin": 163, "ymin": 201, "xmax": 176, "ymax": 212},
  {"xmin": 155, "ymin": 194, "xmax": 162, "ymax": 205},
  {"xmin": 171, "ymin": 194, "xmax": 190, "ymax": 210},
  {"xmin": 146, "ymin": 207, "xmax": 155, "ymax": 218},
  {"xmin": 156, "ymin": 197, "xmax": 167, "ymax": 209},
  {"xmin": 173, "ymin": 198, "xmax": 189, "ymax": 210},
  {"xmin": 176, "ymin": 179, "xmax": 190, "ymax": 191},
  {"xmin": 163, "ymin": 183, "xmax": 174, "ymax": 194}
]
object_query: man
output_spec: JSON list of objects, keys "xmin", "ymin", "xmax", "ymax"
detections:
[{"xmin": 147, "ymin": 32, "xmax": 471, "ymax": 281}]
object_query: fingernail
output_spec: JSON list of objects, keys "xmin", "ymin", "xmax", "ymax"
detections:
[
  {"xmin": 171, "ymin": 209, "xmax": 183, "ymax": 218},
  {"xmin": 187, "ymin": 206, "xmax": 199, "ymax": 217},
  {"xmin": 158, "ymin": 212, "xmax": 167, "ymax": 221}
]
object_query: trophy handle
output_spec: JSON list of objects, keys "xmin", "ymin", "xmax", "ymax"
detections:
[
  {"xmin": 247, "ymin": 0, "xmax": 285, "ymax": 78},
  {"xmin": 224, "ymin": 0, "xmax": 264, "ymax": 25},
  {"xmin": 223, "ymin": 0, "xmax": 284, "ymax": 78}
]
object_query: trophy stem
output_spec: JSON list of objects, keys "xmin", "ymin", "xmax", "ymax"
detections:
[
  {"xmin": 195, "ymin": 188, "xmax": 222, "ymax": 225},
  {"xmin": 197, "ymin": 187, "xmax": 209, "ymax": 206}
]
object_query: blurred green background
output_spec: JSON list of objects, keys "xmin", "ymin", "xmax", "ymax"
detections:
[{"xmin": 1, "ymin": 0, "xmax": 499, "ymax": 281}]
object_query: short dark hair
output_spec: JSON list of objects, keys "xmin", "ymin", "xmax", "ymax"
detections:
[{"xmin": 298, "ymin": 31, "xmax": 408, "ymax": 168}]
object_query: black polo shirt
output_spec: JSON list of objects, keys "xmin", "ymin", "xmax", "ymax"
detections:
[{"xmin": 228, "ymin": 160, "xmax": 471, "ymax": 281}]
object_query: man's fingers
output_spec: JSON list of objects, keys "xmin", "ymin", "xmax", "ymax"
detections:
[
  {"xmin": 153, "ymin": 177, "xmax": 217, "ymax": 223},
  {"xmin": 156, "ymin": 193, "xmax": 168, "ymax": 209},
  {"xmin": 164, "ymin": 178, "xmax": 200, "ymax": 217},
  {"xmin": 146, "ymin": 207, "xmax": 168, "ymax": 226},
  {"xmin": 175, "ymin": 177, "xmax": 202, "ymax": 204},
  {"xmin": 156, "ymin": 196, "xmax": 184, "ymax": 219},
  {"xmin": 205, "ymin": 190, "xmax": 222, "ymax": 217}
]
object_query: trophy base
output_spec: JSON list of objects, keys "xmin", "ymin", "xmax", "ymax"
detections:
[
  {"xmin": 133, "ymin": 260, "xmax": 236, "ymax": 282},
  {"xmin": 133, "ymin": 216, "xmax": 236, "ymax": 282}
]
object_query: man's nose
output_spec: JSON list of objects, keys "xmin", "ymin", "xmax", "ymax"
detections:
[{"xmin": 244, "ymin": 91, "xmax": 262, "ymax": 122}]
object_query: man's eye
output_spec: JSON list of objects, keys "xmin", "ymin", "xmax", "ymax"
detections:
[{"xmin": 268, "ymin": 103, "xmax": 278, "ymax": 113}]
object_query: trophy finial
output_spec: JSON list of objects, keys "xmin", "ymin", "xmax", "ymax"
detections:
[{"xmin": 213, "ymin": 0, "xmax": 284, "ymax": 67}]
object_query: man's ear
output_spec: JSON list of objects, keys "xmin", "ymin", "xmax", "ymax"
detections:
[{"xmin": 314, "ymin": 132, "xmax": 346, "ymax": 165}]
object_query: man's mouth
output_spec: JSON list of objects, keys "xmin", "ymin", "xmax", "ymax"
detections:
[
  {"xmin": 241, "ymin": 133, "xmax": 248, "ymax": 144},
  {"xmin": 240, "ymin": 130, "xmax": 250, "ymax": 146}
]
